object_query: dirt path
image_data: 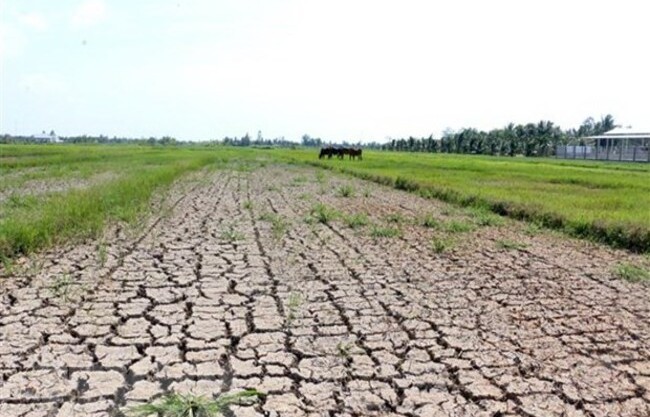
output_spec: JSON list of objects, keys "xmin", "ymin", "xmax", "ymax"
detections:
[{"xmin": 1, "ymin": 165, "xmax": 649, "ymax": 417}]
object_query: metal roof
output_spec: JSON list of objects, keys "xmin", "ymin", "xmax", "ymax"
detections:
[
  {"xmin": 586, "ymin": 126, "xmax": 650, "ymax": 140},
  {"xmin": 601, "ymin": 126, "xmax": 650, "ymax": 136}
]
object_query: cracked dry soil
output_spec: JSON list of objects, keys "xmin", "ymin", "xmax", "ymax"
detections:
[{"xmin": 1, "ymin": 165, "xmax": 650, "ymax": 417}]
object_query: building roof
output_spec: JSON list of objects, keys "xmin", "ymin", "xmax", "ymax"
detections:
[{"xmin": 587, "ymin": 126, "xmax": 650, "ymax": 140}]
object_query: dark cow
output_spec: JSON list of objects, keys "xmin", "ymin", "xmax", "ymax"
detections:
[
  {"xmin": 348, "ymin": 148, "xmax": 362, "ymax": 160},
  {"xmin": 319, "ymin": 147, "xmax": 336, "ymax": 159}
]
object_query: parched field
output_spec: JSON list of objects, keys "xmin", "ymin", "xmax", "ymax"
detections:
[{"xmin": 1, "ymin": 160, "xmax": 650, "ymax": 416}]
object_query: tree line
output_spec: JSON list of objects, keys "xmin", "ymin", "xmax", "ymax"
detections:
[
  {"xmin": 381, "ymin": 115, "xmax": 615, "ymax": 156},
  {"xmin": 1, "ymin": 115, "xmax": 616, "ymax": 156}
]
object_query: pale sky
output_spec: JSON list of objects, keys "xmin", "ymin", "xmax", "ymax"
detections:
[{"xmin": 1, "ymin": 0, "xmax": 649, "ymax": 142}]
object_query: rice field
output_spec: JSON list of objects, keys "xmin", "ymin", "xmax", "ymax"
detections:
[{"xmin": 283, "ymin": 149, "xmax": 650, "ymax": 252}]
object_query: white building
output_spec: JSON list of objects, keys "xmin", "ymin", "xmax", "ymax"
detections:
[{"xmin": 557, "ymin": 126, "xmax": 650, "ymax": 162}]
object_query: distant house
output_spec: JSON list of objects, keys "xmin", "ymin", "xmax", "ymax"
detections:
[
  {"xmin": 557, "ymin": 126, "xmax": 650, "ymax": 162},
  {"xmin": 32, "ymin": 131, "xmax": 60, "ymax": 143}
]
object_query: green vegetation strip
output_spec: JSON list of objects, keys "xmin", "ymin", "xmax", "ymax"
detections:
[
  {"xmin": 279, "ymin": 149, "xmax": 650, "ymax": 253},
  {"xmin": 0, "ymin": 145, "xmax": 258, "ymax": 260}
]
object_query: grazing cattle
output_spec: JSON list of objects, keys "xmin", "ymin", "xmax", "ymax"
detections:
[
  {"xmin": 348, "ymin": 148, "xmax": 362, "ymax": 160},
  {"xmin": 319, "ymin": 147, "xmax": 336, "ymax": 159},
  {"xmin": 318, "ymin": 147, "xmax": 362, "ymax": 161}
]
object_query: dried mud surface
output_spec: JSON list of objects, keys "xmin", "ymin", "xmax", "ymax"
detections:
[{"xmin": 1, "ymin": 165, "xmax": 650, "ymax": 417}]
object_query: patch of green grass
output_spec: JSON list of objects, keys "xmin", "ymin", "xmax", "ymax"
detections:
[
  {"xmin": 307, "ymin": 203, "xmax": 339, "ymax": 225},
  {"xmin": 97, "ymin": 241, "xmax": 108, "ymax": 267},
  {"xmin": 613, "ymin": 262, "xmax": 650, "ymax": 283},
  {"xmin": 270, "ymin": 216, "xmax": 288, "ymax": 240},
  {"xmin": 344, "ymin": 212, "xmax": 369, "ymax": 229},
  {"xmin": 242, "ymin": 200, "xmax": 253, "ymax": 210},
  {"xmin": 420, "ymin": 214, "xmax": 440, "ymax": 229},
  {"xmin": 385, "ymin": 213, "xmax": 405, "ymax": 224},
  {"xmin": 292, "ymin": 175, "xmax": 308, "ymax": 184},
  {"xmin": 128, "ymin": 390, "xmax": 262, "ymax": 417},
  {"xmin": 369, "ymin": 225, "xmax": 401, "ymax": 239},
  {"xmin": 0, "ymin": 144, "xmax": 250, "ymax": 260},
  {"xmin": 430, "ymin": 237, "xmax": 454, "ymax": 253},
  {"xmin": 280, "ymin": 149, "xmax": 650, "ymax": 252},
  {"xmin": 49, "ymin": 274, "xmax": 76, "ymax": 301},
  {"xmin": 336, "ymin": 341, "xmax": 355, "ymax": 358},
  {"xmin": 6, "ymin": 194, "xmax": 39, "ymax": 210},
  {"xmin": 469, "ymin": 208, "xmax": 505, "ymax": 227},
  {"xmin": 524, "ymin": 222, "xmax": 543, "ymax": 236},
  {"xmin": 443, "ymin": 220, "xmax": 475, "ymax": 233},
  {"xmin": 220, "ymin": 225, "xmax": 244, "ymax": 242},
  {"xmin": 337, "ymin": 184, "xmax": 355, "ymax": 197},
  {"xmin": 285, "ymin": 291, "xmax": 302, "ymax": 325},
  {"xmin": 495, "ymin": 239, "xmax": 528, "ymax": 250},
  {"xmin": 362, "ymin": 188, "xmax": 372, "ymax": 198}
]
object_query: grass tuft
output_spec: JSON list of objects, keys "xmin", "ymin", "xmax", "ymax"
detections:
[
  {"xmin": 128, "ymin": 390, "xmax": 262, "ymax": 417},
  {"xmin": 495, "ymin": 239, "xmax": 528, "ymax": 250},
  {"xmin": 614, "ymin": 262, "xmax": 650, "ymax": 282},
  {"xmin": 430, "ymin": 237, "xmax": 454, "ymax": 253},
  {"xmin": 307, "ymin": 203, "xmax": 339, "ymax": 225},
  {"xmin": 220, "ymin": 225, "xmax": 244, "ymax": 242},
  {"xmin": 370, "ymin": 225, "xmax": 401, "ymax": 239},
  {"xmin": 337, "ymin": 184, "xmax": 355, "ymax": 197},
  {"xmin": 344, "ymin": 213, "xmax": 369, "ymax": 229},
  {"xmin": 420, "ymin": 214, "xmax": 440, "ymax": 229}
]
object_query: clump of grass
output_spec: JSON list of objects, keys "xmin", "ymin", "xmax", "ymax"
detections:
[
  {"xmin": 337, "ymin": 184, "xmax": 355, "ymax": 198},
  {"xmin": 430, "ymin": 237, "xmax": 454, "ymax": 253},
  {"xmin": 271, "ymin": 216, "xmax": 288, "ymax": 240},
  {"xmin": 292, "ymin": 175, "xmax": 308, "ymax": 185},
  {"xmin": 307, "ymin": 203, "xmax": 339, "ymax": 225},
  {"xmin": 220, "ymin": 225, "xmax": 244, "ymax": 242},
  {"xmin": 470, "ymin": 208, "xmax": 504, "ymax": 227},
  {"xmin": 315, "ymin": 171, "xmax": 326, "ymax": 184},
  {"xmin": 298, "ymin": 193, "xmax": 312, "ymax": 201},
  {"xmin": 496, "ymin": 239, "xmax": 528, "ymax": 250},
  {"xmin": 362, "ymin": 189, "xmax": 372, "ymax": 198},
  {"xmin": 385, "ymin": 213, "xmax": 405, "ymax": 224},
  {"xmin": 344, "ymin": 213, "xmax": 369, "ymax": 229},
  {"xmin": 242, "ymin": 200, "xmax": 253, "ymax": 210},
  {"xmin": 6, "ymin": 194, "xmax": 38, "ymax": 210},
  {"xmin": 614, "ymin": 262, "xmax": 650, "ymax": 283},
  {"xmin": 336, "ymin": 341, "xmax": 355, "ymax": 358},
  {"xmin": 285, "ymin": 292, "xmax": 302, "ymax": 326},
  {"xmin": 524, "ymin": 222, "xmax": 543, "ymax": 236},
  {"xmin": 420, "ymin": 214, "xmax": 440, "ymax": 229},
  {"xmin": 49, "ymin": 274, "xmax": 76, "ymax": 301},
  {"xmin": 370, "ymin": 225, "xmax": 401, "ymax": 239},
  {"xmin": 97, "ymin": 241, "xmax": 108, "ymax": 267},
  {"xmin": 128, "ymin": 390, "xmax": 262, "ymax": 417},
  {"xmin": 394, "ymin": 176, "xmax": 419, "ymax": 192},
  {"xmin": 443, "ymin": 220, "xmax": 474, "ymax": 233}
]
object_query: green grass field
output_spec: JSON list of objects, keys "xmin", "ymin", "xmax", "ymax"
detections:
[
  {"xmin": 0, "ymin": 145, "xmax": 260, "ymax": 261},
  {"xmin": 2, "ymin": 144, "xmax": 649, "ymax": 261},
  {"xmin": 282, "ymin": 149, "xmax": 650, "ymax": 252}
]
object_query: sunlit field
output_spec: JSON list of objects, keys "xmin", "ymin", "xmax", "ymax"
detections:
[
  {"xmin": 283, "ymin": 149, "xmax": 650, "ymax": 252},
  {"xmin": 0, "ymin": 145, "xmax": 260, "ymax": 260},
  {"xmin": 2, "ymin": 144, "xmax": 649, "ymax": 262}
]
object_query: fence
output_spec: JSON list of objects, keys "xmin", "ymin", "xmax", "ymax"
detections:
[{"xmin": 556, "ymin": 145, "xmax": 650, "ymax": 162}]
